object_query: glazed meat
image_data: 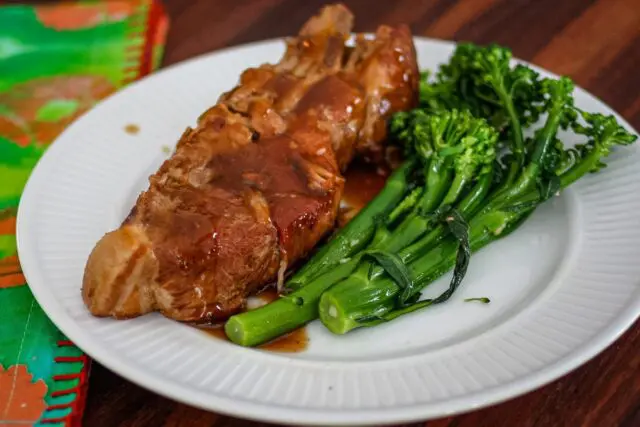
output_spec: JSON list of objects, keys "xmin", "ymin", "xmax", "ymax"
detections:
[{"xmin": 82, "ymin": 3, "xmax": 419, "ymax": 323}]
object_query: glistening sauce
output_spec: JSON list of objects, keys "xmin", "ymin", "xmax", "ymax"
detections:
[
  {"xmin": 200, "ymin": 325, "xmax": 309, "ymax": 353},
  {"xmin": 200, "ymin": 162, "xmax": 387, "ymax": 353},
  {"xmin": 199, "ymin": 287, "xmax": 309, "ymax": 353},
  {"xmin": 338, "ymin": 160, "xmax": 389, "ymax": 226}
]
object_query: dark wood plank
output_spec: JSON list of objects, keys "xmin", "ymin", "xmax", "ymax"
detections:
[{"xmin": 85, "ymin": 0, "xmax": 640, "ymax": 425}]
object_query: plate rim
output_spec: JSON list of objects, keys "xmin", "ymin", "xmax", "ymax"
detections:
[{"xmin": 16, "ymin": 36, "xmax": 640, "ymax": 425}]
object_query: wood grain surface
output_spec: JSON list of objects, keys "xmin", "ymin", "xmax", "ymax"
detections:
[{"xmin": 84, "ymin": 0, "xmax": 640, "ymax": 426}]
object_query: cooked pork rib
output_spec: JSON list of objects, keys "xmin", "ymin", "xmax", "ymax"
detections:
[{"xmin": 82, "ymin": 4, "xmax": 419, "ymax": 322}]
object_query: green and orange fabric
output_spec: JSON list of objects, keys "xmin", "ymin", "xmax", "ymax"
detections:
[{"xmin": 0, "ymin": 1, "xmax": 168, "ymax": 425}]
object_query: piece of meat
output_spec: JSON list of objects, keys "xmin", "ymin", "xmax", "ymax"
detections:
[{"xmin": 82, "ymin": 3, "xmax": 419, "ymax": 323}]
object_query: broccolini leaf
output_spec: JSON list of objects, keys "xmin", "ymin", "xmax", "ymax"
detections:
[
  {"xmin": 431, "ymin": 209, "xmax": 471, "ymax": 304},
  {"xmin": 465, "ymin": 297, "xmax": 491, "ymax": 303},
  {"xmin": 364, "ymin": 249, "xmax": 413, "ymax": 293}
]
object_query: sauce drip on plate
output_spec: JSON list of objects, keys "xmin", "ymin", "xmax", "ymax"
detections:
[
  {"xmin": 200, "ymin": 326, "xmax": 309, "ymax": 353},
  {"xmin": 199, "ymin": 287, "xmax": 309, "ymax": 353},
  {"xmin": 124, "ymin": 123, "xmax": 140, "ymax": 135}
]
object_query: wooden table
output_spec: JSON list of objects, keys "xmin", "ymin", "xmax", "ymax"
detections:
[{"xmin": 84, "ymin": 0, "xmax": 640, "ymax": 425}]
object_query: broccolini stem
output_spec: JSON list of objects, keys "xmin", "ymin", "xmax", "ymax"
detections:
[
  {"xmin": 287, "ymin": 160, "xmax": 415, "ymax": 289},
  {"xmin": 389, "ymin": 155, "xmax": 471, "ymax": 249},
  {"xmin": 501, "ymin": 93, "xmax": 525, "ymax": 185},
  {"xmin": 440, "ymin": 173, "xmax": 471, "ymax": 207},
  {"xmin": 228, "ymin": 168, "xmax": 499, "ymax": 345},
  {"xmin": 395, "ymin": 170, "xmax": 495, "ymax": 262},
  {"xmin": 558, "ymin": 147, "xmax": 604, "ymax": 188},
  {"xmin": 456, "ymin": 169, "xmax": 495, "ymax": 216},
  {"xmin": 319, "ymin": 207, "xmax": 525, "ymax": 334},
  {"xmin": 225, "ymin": 255, "xmax": 360, "ymax": 346},
  {"xmin": 359, "ymin": 170, "xmax": 497, "ymax": 287},
  {"xmin": 490, "ymin": 109, "xmax": 565, "ymax": 209},
  {"xmin": 418, "ymin": 156, "xmax": 453, "ymax": 212},
  {"xmin": 368, "ymin": 156, "xmax": 453, "ymax": 254},
  {"xmin": 227, "ymin": 169, "xmax": 494, "ymax": 346},
  {"xmin": 398, "ymin": 226, "xmax": 445, "ymax": 264},
  {"xmin": 510, "ymin": 111, "xmax": 563, "ymax": 195}
]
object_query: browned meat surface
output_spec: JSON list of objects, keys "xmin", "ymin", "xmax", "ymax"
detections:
[{"xmin": 82, "ymin": 3, "xmax": 419, "ymax": 323}]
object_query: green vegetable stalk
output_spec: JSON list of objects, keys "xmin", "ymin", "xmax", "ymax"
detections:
[
  {"xmin": 226, "ymin": 110, "xmax": 499, "ymax": 346},
  {"xmin": 319, "ymin": 203, "xmax": 529, "ymax": 334},
  {"xmin": 375, "ymin": 109, "xmax": 498, "ymax": 253},
  {"xmin": 286, "ymin": 160, "xmax": 415, "ymax": 290},
  {"xmin": 318, "ymin": 104, "xmax": 637, "ymax": 335},
  {"xmin": 225, "ymin": 162, "xmax": 416, "ymax": 346},
  {"xmin": 224, "ymin": 42, "xmax": 638, "ymax": 347}
]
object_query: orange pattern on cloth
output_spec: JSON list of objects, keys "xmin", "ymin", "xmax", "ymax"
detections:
[
  {"xmin": 0, "ymin": 365, "xmax": 47, "ymax": 426},
  {"xmin": 0, "ymin": 255, "xmax": 25, "ymax": 289},
  {"xmin": 35, "ymin": 2, "xmax": 135, "ymax": 30},
  {"xmin": 0, "ymin": 76, "xmax": 116, "ymax": 147}
]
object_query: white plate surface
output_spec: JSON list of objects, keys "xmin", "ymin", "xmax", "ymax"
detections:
[{"xmin": 17, "ymin": 38, "xmax": 640, "ymax": 425}]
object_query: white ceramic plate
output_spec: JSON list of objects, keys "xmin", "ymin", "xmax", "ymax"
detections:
[{"xmin": 17, "ymin": 38, "xmax": 640, "ymax": 425}]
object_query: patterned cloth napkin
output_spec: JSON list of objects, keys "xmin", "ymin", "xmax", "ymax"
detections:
[{"xmin": 0, "ymin": 1, "xmax": 168, "ymax": 425}]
